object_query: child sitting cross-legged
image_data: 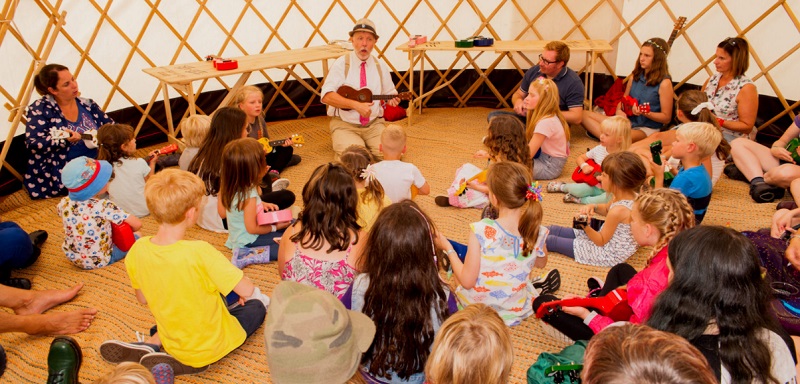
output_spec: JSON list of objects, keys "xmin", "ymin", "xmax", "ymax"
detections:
[
  {"xmin": 59, "ymin": 156, "xmax": 142, "ymax": 269},
  {"xmin": 650, "ymin": 122, "xmax": 721, "ymax": 224},
  {"xmin": 547, "ymin": 116, "xmax": 632, "ymax": 204},
  {"xmin": 99, "ymin": 169, "xmax": 270, "ymax": 376},
  {"xmin": 372, "ymin": 124, "xmax": 430, "ymax": 203},
  {"xmin": 97, "ymin": 123, "xmax": 159, "ymax": 218}
]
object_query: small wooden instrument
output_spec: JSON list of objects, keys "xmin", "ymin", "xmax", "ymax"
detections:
[
  {"xmin": 257, "ymin": 134, "xmax": 305, "ymax": 153},
  {"xmin": 336, "ymin": 86, "xmax": 412, "ymax": 110},
  {"xmin": 571, "ymin": 159, "xmax": 601, "ymax": 186},
  {"xmin": 454, "ymin": 169, "xmax": 488, "ymax": 195},
  {"xmin": 536, "ymin": 288, "xmax": 633, "ymax": 322},
  {"xmin": 50, "ymin": 128, "xmax": 98, "ymax": 148}
]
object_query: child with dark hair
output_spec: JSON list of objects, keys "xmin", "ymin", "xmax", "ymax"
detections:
[
  {"xmin": 546, "ymin": 151, "xmax": 647, "ymax": 267},
  {"xmin": 278, "ymin": 162, "xmax": 364, "ymax": 299},
  {"xmin": 436, "ymin": 114, "xmax": 530, "ymax": 208},
  {"xmin": 647, "ymin": 226, "xmax": 797, "ymax": 383},
  {"xmin": 437, "ymin": 161, "xmax": 548, "ymax": 326},
  {"xmin": 97, "ymin": 123, "xmax": 159, "ymax": 217},
  {"xmin": 340, "ymin": 145, "xmax": 390, "ymax": 232},
  {"xmin": 341, "ymin": 200, "xmax": 456, "ymax": 383},
  {"xmin": 219, "ymin": 138, "xmax": 289, "ymax": 262}
]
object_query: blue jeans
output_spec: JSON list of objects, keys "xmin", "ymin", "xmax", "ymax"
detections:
[{"xmin": 109, "ymin": 234, "xmax": 140, "ymax": 265}]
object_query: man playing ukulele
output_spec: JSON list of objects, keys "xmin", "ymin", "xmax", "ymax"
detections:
[{"xmin": 321, "ymin": 18, "xmax": 400, "ymax": 159}]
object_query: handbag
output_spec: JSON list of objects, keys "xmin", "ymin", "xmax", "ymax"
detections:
[{"xmin": 527, "ymin": 340, "xmax": 587, "ymax": 384}]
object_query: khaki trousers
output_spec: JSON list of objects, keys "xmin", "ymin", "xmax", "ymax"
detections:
[{"xmin": 330, "ymin": 117, "xmax": 386, "ymax": 160}]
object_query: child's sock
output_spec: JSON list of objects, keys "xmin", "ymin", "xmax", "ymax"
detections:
[
  {"xmin": 231, "ymin": 246, "xmax": 271, "ymax": 269},
  {"xmin": 246, "ymin": 286, "xmax": 271, "ymax": 309},
  {"xmin": 751, "ymin": 176, "xmax": 765, "ymax": 185}
]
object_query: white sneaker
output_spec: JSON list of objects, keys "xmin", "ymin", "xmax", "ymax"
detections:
[{"xmin": 272, "ymin": 178, "xmax": 290, "ymax": 191}]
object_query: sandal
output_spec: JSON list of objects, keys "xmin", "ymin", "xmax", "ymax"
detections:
[{"xmin": 547, "ymin": 181, "xmax": 565, "ymax": 193}]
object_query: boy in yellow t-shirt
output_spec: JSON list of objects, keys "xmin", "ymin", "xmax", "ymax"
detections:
[{"xmin": 99, "ymin": 169, "xmax": 270, "ymax": 376}]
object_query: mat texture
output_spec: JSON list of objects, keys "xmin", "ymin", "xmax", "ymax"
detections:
[{"xmin": 0, "ymin": 107, "xmax": 781, "ymax": 383}]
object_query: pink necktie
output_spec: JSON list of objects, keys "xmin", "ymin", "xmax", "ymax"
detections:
[{"xmin": 359, "ymin": 61, "xmax": 369, "ymax": 126}]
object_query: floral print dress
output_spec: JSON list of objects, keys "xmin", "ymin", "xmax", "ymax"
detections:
[{"xmin": 281, "ymin": 243, "xmax": 356, "ymax": 299}]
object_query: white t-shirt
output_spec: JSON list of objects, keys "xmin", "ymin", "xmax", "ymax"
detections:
[
  {"xmin": 179, "ymin": 147, "xmax": 199, "ymax": 171},
  {"xmin": 720, "ymin": 329, "xmax": 797, "ymax": 384},
  {"xmin": 585, "ymin": 144, "xmax": 610, "ymax": 164},
  {"xmin": 372, "ymin": 160, "xmax": 426, "ymax": 203},
  {"xmin": 108, "ymin": 157, "xmax": 150, "ymax": 217}
]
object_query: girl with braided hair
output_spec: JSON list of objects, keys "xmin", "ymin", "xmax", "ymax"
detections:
[{"xmin": 534, "ymin": 189, "xmax": 695, "ymax": 342}]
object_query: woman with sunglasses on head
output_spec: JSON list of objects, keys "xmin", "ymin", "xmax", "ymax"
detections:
[
  {"xmin": 582, "ymin": 38, "xmax": 674, "ymax": 143},
  {"xmin": 719, "ymin": 37, "xmax": 796, "ymax": 204}
]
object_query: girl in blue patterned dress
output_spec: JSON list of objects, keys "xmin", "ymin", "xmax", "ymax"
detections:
[
  {"xmin": 437, "ymin": 161, "xmax": 548, "ymax": 326},
  {"xmin": 545, "ymin": 151, "xmax": 647, "ymax": 267}
]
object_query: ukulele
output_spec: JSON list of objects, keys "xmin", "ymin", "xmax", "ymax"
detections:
[
  {"xmin": 453, "ymin": 169, "xmax": 488, "ymax": 195},
  {"xmin": 49, "ymin": 128, "xmax": 99, "ymax": 148},
  {"xmin": 144, "ymin": 144, "xmax": 180, "ymax": 163},
  {"xmin": 535, "ymin": 288, "xmax": 633, "ymax": 322},
  {"xmin": 544, "ymin": 363, "xmax": 582, "ymax": 384},
  {"xmin": 571, "ymin": 158, "xmax": 601, "ymax": 186},
  {"xmin": 257, "ymin": 134, "xmax": 305, "ymax": 153},
  {"xmin": 667, "ymin": 17, "xmax": 688, "ymax": 47},
  {"xmin": 336, "ymin": 85, "xmax": 413, "ymax": 110}
]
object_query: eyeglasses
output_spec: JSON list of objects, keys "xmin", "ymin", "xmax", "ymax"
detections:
[{"xmin": 539, "ymin": 54, "xmax": 558, "ymax": 65}]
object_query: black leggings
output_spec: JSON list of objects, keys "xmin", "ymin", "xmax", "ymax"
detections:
[
  {"xmin": 533, "ymin": 263, "xmax": 637, "ymax": 341},
  {"xmin": 266, "ymin": 146, "xmax": 294, "ymax": 173}
]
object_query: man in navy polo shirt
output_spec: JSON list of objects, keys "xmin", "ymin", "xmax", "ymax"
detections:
[{"xmin": 489, "ymin": 41, "xmax": 584, "ymax": 125}]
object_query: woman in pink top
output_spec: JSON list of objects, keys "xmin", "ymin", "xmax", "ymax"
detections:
[
  {"xmin": 278, "ymin": 163, "xmax": 364, "ymax": 298},
  {"xmin": 523, "ymin": 77, "xmax": 570, "ymax": 180},
  {"xmin": 534, "ymin": 189, "xmax": 695, "ymax": 341}
]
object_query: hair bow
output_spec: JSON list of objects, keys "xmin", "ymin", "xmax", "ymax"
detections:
[
  {"xmin": 690, "ymin": 101, "xmax": 715, "ymax": 116},
  {"xmin": 360, "ymin": 164, "xmax": 377, "ymax": 187},
  {"xmin": 525, "ymin": 182, "xmax": 543, "ymax": 202}
]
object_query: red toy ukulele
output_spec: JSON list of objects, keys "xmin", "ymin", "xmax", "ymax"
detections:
[
  {"xmin": 571, "ymin": 159, "xmax": 601, "ymax": 186},
  {"xmin": 535, "ymin": 288, "xmax": 633, "ymax": 322}
]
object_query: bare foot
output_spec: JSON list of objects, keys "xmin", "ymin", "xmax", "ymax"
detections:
[
  {"xmin": 15, "ymin": 283, "xmax": 84, "ymax": 315},
  {"xmin": 29, "ymin": 308, "xmax": 98, "ymax": 335}
]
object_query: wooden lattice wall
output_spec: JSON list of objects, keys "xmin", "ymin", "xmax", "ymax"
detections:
[{"xmin": 2, "ymin": 0, "xmax": 800, "ymax": 150}]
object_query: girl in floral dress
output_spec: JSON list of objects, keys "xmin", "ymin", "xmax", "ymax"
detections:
[{"xmin": 278, "ymin": 163, "xmax": 364, "ymax": 298}]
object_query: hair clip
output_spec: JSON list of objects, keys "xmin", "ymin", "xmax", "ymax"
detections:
[
  {"xmin": 690, "ymin": 101, "xmax": 715, "ymax": 116},
  {"xmin": 525, "ymin": 182, "xmax": 543, "ymax": 202},
  {"xmin": 535, "ymin": 77, "xmax": 549, "ymax": 91},
  {"xmin": 645, "ymin": 39, "xmax": 667, "ymax": 55},
  {"xmin": 360, "ymin": 164, "xmax": 377, "ymax": 187}
]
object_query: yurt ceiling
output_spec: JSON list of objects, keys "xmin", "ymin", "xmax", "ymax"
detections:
[{"xmin": 2, "ymin": 0, "xmax": 800, "ymax": 141}]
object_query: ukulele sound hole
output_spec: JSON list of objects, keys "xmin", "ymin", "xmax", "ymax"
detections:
[{"xmin": 358, "ymin": 94, "xmax": 367, "ymax": 102}]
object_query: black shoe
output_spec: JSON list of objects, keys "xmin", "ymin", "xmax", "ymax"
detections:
[
  {"xmin": 585, "ymin": 130, "xmax": 600, "ymax": 141},
  {"xmin": 724, "ymin": 163, "xmax": 748, "ymax": 183},
  {"xmin": 47, "ymin": 336, "xmax": 82, "ymax": 384},
  {"xmin": 533, "ymin": 269, "xmax": 561, "ymax": 296},
  {"xmin": 435, "ymin": 196, "xmax": 451, "ymax": 207},
  {"xmin": 750, "ymin": 182, "xmax": 780, "ymax": 204},
  {"xmin": 287, "ymin": 154, "xmax": 302, "ymax": 168},
  {"xmin": 1, "ymin": 278, "xmax": 31, "ymax": 290},
  {"xmin": 29, "ymin": 230, "xmax": 48, "ymax": 248},
  {"xmin": 0, "ymin": 344, "xmax": 6, "ymax": 378}
]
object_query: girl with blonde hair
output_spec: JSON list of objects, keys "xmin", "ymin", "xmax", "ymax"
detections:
[
  {"xmin": 424, "ymin": 304, "xmax": 513, "ymax": 384},
  {"xmin": 524, "ymin": 77, "xmax": 570, "ymax": 180},
  {"xmin": 536, "ymin": 189, "xmax": 695, "ymax": 342}
]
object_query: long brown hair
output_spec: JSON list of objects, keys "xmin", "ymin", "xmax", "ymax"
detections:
[
  {"xmin": 526, "ymin": 78, "xmax": 569, "ymax": 143},
  {"xmin": 485, "ymin": 115, "xmax": 530, "ymax": 165},
  {"xmin": 340, "ymin": 145, "xmax": 386, "ymax": 210},
  {"xmin": 97, "ymin": 123, "xmax": 135, "ymax": 165},
  {"xmin": 677, "ymin": 90, "xmax": 730, "ymax": 160},
  {"xmin": 290, "ymin": 163, "xmax": 361, "ymax": 252},
  {"xmin": 631, "ymin": 37, "xmax": 670, "ymax": 86},
  {"xmin": 486, "ymin": 162, "xmax": 543, "ymax": 257},
  {"xmin": 718, "ymin": 37, "xmax": 749, "ymax": 78},
  {"xmin": 219, "ymin": 138, "xmax": 266, "ymax": 211},
  {"xmin": 187, "ymin": 107, "xmax": 247, "ymax": 195},
  {"xmin": 360, "ymin": 200, "xmax": 451, "ymax": 379}
]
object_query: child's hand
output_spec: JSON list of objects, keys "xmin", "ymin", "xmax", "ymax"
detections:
[
  {"xmin": 772, "ymin": 209, "xmax": 797, "ymax": 238},
  {"xmin": 580, "ymin": 164, "xmax": 593, "ymax": 174},
  {"xmin": 148, "ymin": 150, "xmax": 159, "ymax": 164},
  {"xmin": 473, "ymin": 149, "xmax": 490, "ymax": 159},
  {"xmin": 433, "ymin": 232, "xmax": 450, "ymax": 250},
  {"xmin": 282, "ymin": 138, "xmax": 293, "ymax": 147},
  {"xmin": 579, "ymin": 204, "xmax": 595, "ymax": 217},
  {"xmin": 467, "ymin": 179, "xmax": 482, "ymax": 188},
  {"xmin": 561, "ymin": 305, "xmax": 590, "ymax": 319},
  {"xmin": 262, "ymin": 202, "xmax": 279, "ymax": 211}
]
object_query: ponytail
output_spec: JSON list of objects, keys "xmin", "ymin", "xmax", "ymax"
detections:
[
  {"xmin": 340, "ymin": 145, "xmax": 386, "ymax": 210},
  {"xmin": 677, "ymin": 90, "xmax": 730, "ymax": 161},
  {"xmin": 487, "ymin": 162, "xmax": 544, "ymax": 258}
]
